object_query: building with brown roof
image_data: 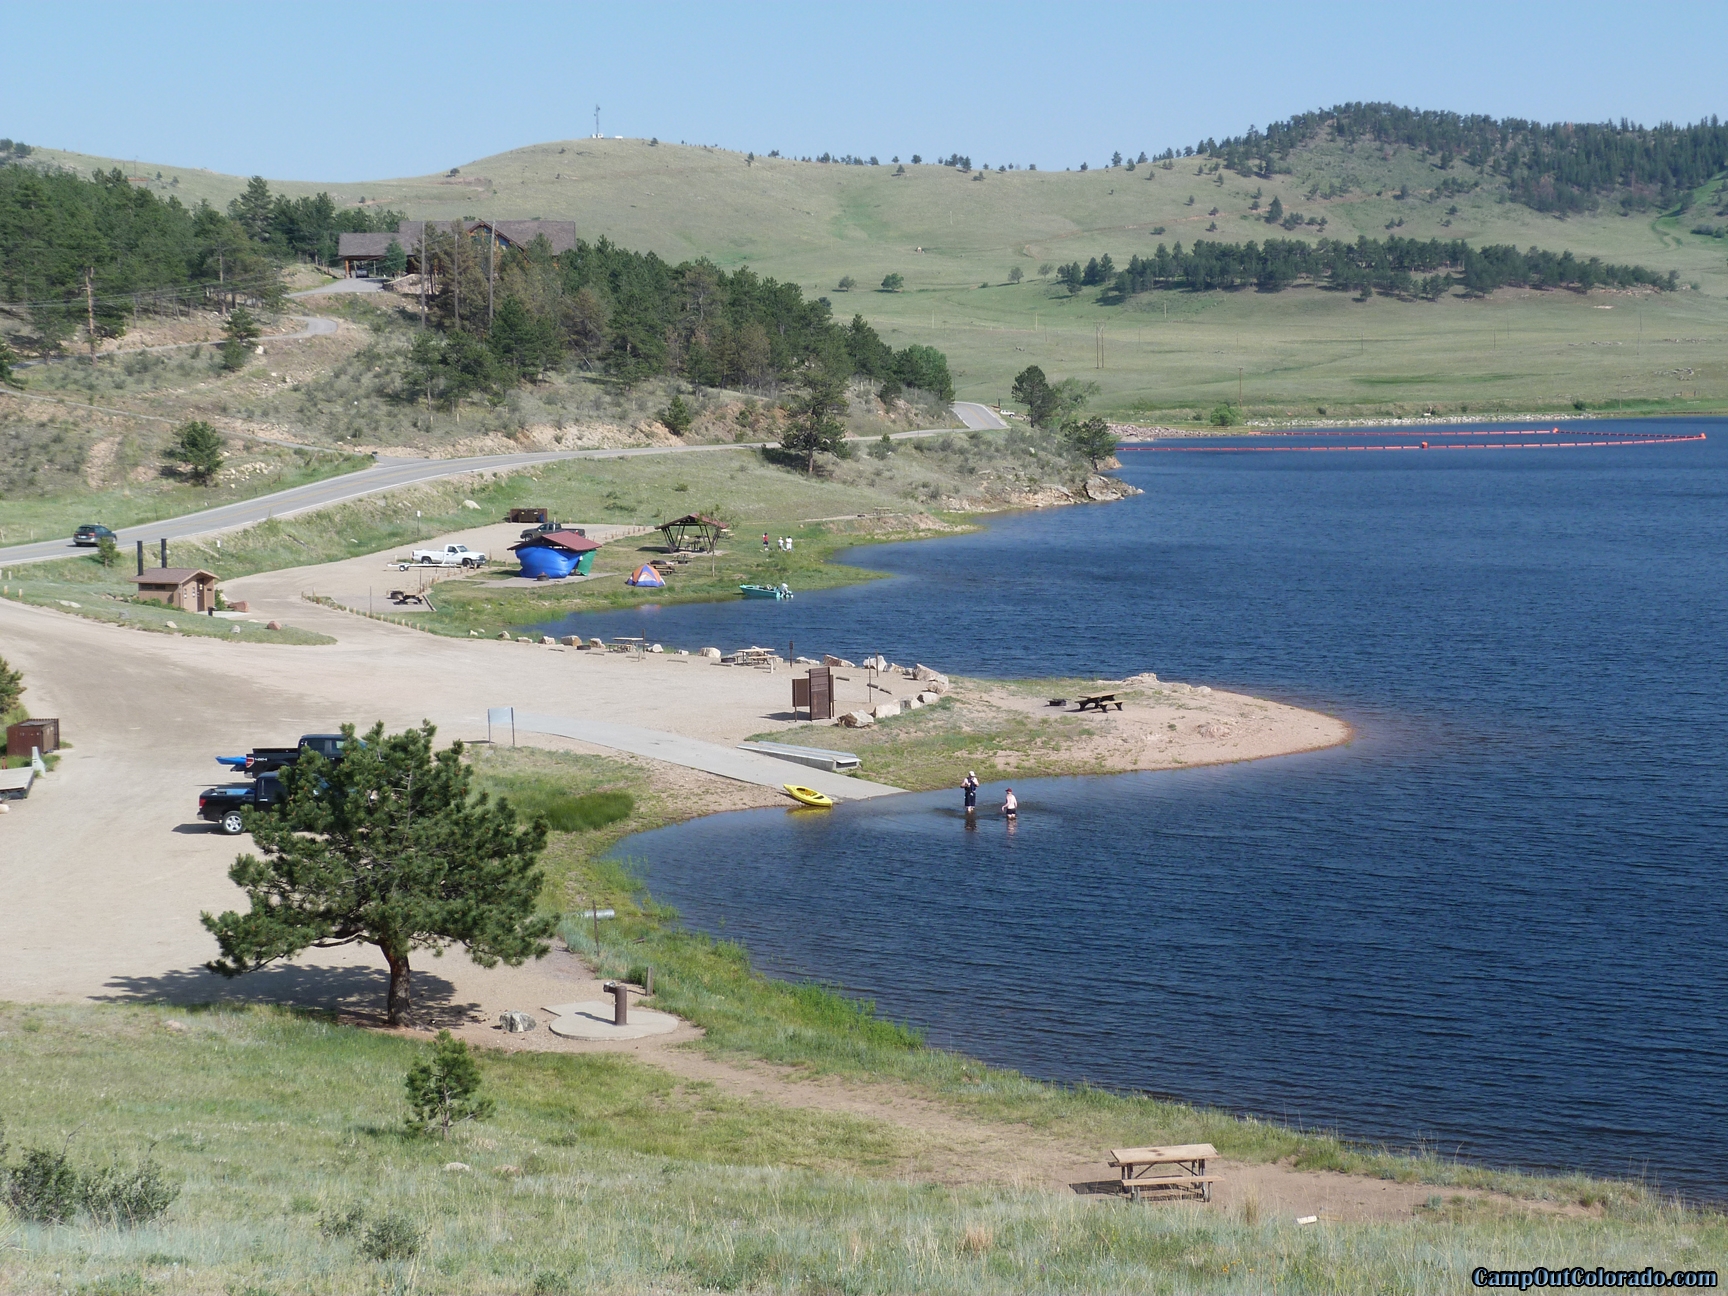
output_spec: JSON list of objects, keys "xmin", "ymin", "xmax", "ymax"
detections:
[
  {"xmin": 338, "ymin": 219, "xmax": 579, "ymax": 277},
  {"xmin": 131, "ymin": 568, "xmax": 218, "ymax": 612}
]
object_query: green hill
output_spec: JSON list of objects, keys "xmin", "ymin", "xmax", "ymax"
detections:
[{"xmin": 19, "ymin": 124, "xmax": 1728, "ymax": 419}]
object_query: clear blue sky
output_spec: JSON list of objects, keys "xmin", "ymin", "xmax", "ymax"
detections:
[{"xmin": 6, "ymin": 1, "xmax": 1724, "ymax": 180}]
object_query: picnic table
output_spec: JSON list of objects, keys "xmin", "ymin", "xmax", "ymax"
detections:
[
  {"xmin": 1076, "ymin": 693, "xmax": 1124, "ymax": 712},
  {"xmin": 1108, "ymin": 1142, "xmax": 1220, "ymax": 1202},
  {"xmin": 610, "ymin": 636, "xmax": 646, "ymax": 659}
]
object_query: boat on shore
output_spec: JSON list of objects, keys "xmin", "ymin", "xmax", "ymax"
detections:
[
  {"xmin": 783, "ymin": 783, "xmax": 834, "ymax": 807},
  {"xmin": 741, "ymin": 583, "xmax": 793, "ymax": 600}
]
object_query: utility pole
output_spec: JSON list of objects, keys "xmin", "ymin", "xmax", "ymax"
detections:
[
  {"xmin": 419, "ymin": 226, "xmax": 427, "ymax": 328},
  {"xmin": 452, "ymin": 221, "xmax": 460, "ymax": 331},
  {"xmin": 1239, "ymin": 367, "xmax": 1243, "ymax": 404},
  {"xmin": 487, "ymin": 219, "xmax": 496, "ymax": 327},
  {"xmin": 82, "ymin": 267, "xmax": 95, "ymax": 362},
  {"xmin": 594, "ymin": 104, "xmax": 601, "ymax": 138}
]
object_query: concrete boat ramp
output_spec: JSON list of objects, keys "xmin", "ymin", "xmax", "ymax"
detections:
[{"xmin": 492, "ymin": 708, "xmax": 902, "ymax": 802}]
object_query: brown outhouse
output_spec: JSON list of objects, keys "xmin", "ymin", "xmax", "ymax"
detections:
[
  {"xmin": 6, "ymin": 717, "xmax": 60, "ymax": 758},
  {"xmin": 131, "ymin": 567, "xmax": 218, "ymax": 611}
]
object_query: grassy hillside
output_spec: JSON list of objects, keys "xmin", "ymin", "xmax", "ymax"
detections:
[{"xmin": 21, "ymin": 127, "xmax": 1728, "ymax": 418}]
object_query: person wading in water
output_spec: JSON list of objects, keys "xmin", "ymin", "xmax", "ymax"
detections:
[
  {"xmin": 962, "ymin": 770, "xmax": 979, "ymax": 815},
  {"xmin": 1002, "ymin": 788, "xmax": 1018, "ymax": 819}
]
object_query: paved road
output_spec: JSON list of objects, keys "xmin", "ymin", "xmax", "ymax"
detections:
[
  {"xmin": 953, "ymin": 401, "xmax": 1008, "ymax": 431},
  {"xmin": 505, "ymin": 709, "xmax": 902, "ymax": 801},
  {"xmin": 0, "ymin": 406, "xmax": 1001, "ymax": 567}
]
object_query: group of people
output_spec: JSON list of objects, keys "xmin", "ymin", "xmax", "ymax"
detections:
[
  {"xmin": 961, "ymin": 770, "xmax": 1017, "ymax": 819},
  {"xmin": 761, "ymin": 533, "xmax": 796, "ymax": 553}
]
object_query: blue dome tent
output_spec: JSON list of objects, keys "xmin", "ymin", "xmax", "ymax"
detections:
[{"xmin": 626, "ymin": 563, "xmax": 667, "ymax": 588}]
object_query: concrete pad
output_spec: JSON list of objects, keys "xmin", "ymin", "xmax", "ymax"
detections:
[{"xmin": 543, "ymin": 1000, "xmax": 681, "ymax": 1040}]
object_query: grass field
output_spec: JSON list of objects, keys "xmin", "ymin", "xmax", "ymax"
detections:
[{"xmin": 24, "ymin": 132, "xmax": 1728, "ymax": 420}]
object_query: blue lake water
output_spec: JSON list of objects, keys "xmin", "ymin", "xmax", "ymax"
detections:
[{"xmin": 556, "ymin": 420, "xmax": 1728, "ymax": 1196}]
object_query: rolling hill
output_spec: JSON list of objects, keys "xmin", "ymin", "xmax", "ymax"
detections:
[{"xmin": 18, "ymin": 120, "xmax": 1728, "ymax": 420}]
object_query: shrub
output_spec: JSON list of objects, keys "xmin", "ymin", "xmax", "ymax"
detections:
[
  {"xmin": 82, "ymin": 1155, "xmax": 178, "ymax": 1228},
  {"xmin": 360, "ymin": 1212, "xmax": 425, "ymax": 1261},
  {"xmin": 6, "ymin": 1145, "xmax": 82, "ymax": 1223},
  {"xmin": 1208, "ymin": 403, "xmax": 1240, "ymax": 427},
  {"xmin": 95, "ymin": 535, "xmax": 119, "ymax": 568}
]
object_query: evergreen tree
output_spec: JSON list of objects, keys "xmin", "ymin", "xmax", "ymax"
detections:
[
  {"xmin": 1011, "ymin": 365, "xmax": 1057, "ymax": 428},
  {"xmin": 165, "ymin": 421, "xmax": 224, "ymax": 485},
  {"xmin": 229, "ymin": 176, "xmax": 275, "ymax": 244},
  {"xmin": 201, "ymin": 721, "xmax": 555, "ymax": 1026},
  {"xmin": 220, "ymin": 306, "xmax": 261, "ymax": 371},
  {"xmin": 879, "ymin": 272, "xmax": 904, "ymax": 292},
  {"xmin": 381, "ymin": 239, "xmax": 407, "ymax": 277},
  {"xmin": 0, "ymin": 337, "xmax": 19, "ymax": 389},
  {"xmin": 660, "ymin": 393, "xmax": 694, "ymax": 435},
  {"xmin": 1063, "ymin": 416, "xmax": 1117, "ymax": 469},
  {"xmin": 779, "ymin": 371, "xmax": 849, "ymax": 473},
  {"xmin": 0, "ymin": 654, "xmax": 23, "ymax": 716},
  {"xmin": 405, "ymin": 1031, "xmax": 495, "ymax": 1139}
]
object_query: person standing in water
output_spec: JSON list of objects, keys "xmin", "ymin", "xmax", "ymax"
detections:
[
  {"xmin": 1002, "ymin": 788, "xmax": 1018, "ymax": 819},
  {"xmin": 962, "ymin": 770, "xmax": 979, "ymax": 814}
]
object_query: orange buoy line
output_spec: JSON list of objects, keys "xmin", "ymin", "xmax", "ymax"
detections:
[{"xmin": 1119, "ymin": 432, "xmax": 1707, "ymax": 454}]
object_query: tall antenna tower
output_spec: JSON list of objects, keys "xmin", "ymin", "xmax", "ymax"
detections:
[{"xmin": 593, "ymin": 104, "xmax": 601, "ymax": 139}]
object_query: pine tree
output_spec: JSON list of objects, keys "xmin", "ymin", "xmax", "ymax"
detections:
[
  {"xmin": 779, "ymin": 371, "xmax": 849, "ymax": 473},
  {"xmin": 165, "ymin": 421, "xmax": 224, "ymax": 485},
  {"xmin": 201, "ymin": 722, "xmax": 555, "ymax": 1025},
  {"xmin": 405, "ymin": 1031, "xmax": 495, "ymax": 1138}
]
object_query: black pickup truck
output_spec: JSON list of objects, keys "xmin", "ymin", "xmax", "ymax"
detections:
[
  {"xmin": 222, "ymin": 733, "xmax": 349, "ymax": 775},
  {"xmin": 198, "ymin": 773, "xmax": 284, "ymax": 835}
]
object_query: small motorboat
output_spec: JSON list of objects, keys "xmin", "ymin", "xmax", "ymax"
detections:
[
  {"xmin": 783, "ymin": 783, "xmax": 834, "ymax": 808},
  {"xmin": 740, "ymin": 583, "xmax": 793, "ymax": 600}
]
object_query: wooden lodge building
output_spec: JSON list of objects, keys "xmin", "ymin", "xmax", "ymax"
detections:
[{"xmin": 337, "ymin": 220, "xmax": 578, "ymax": 278}]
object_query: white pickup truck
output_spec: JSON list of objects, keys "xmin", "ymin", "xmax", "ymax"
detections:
[{"xmin": 410, "ymin": 544, "xmax": 487, "ymax": 568}]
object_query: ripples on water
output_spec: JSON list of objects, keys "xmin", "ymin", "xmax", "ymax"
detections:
[{"xmin": 552, "ymin": 421, "xmax": 1728, "ymax": 1195}]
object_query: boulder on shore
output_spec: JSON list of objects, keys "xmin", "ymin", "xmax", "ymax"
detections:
[
  {"xmin": 823, "ymin": 654, "xmax": 856, "ymax": 668},
  {"xmin": 561, "ymin": 635, "xmax": 582, "ymax": 646},
  {"xmin": 699, "ymin": 646, "xmax": 723, "ymax": 659},
  {"xmin": 837, "ymin": 711, "xmax": 875, "ymax": 728},
  {"xmin": 541, "ymin": 635, "xmax": 558, "ymax": 646},
  {"xmin": 916, "ymin": 690, "xmax": 940, "ymax": 704}
]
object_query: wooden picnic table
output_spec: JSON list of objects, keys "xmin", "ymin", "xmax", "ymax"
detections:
[
  {"xmin": 1108, "ymin": 1142, "xmax": 1220, "ymax": 1202},
  {"xmin": 1076, "ymin": 693, "xmax": 1124, "ymax": 712},
  {"xmin": 610, "ymin": 636, "xmax": 646, "ymax": 658}
]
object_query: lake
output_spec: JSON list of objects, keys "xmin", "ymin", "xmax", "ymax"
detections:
[{"xmin": 550, "ymin": 420, "xmax": 1728, "ymax": 1197}]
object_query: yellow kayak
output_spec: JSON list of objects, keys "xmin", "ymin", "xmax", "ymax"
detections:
[{"xmin": 784, "ymin": 783, "xmax": 834, "ymax": 808}]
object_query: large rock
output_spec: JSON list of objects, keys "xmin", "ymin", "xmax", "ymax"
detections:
[
  {"xmin": 699, "ymin": 646, "xmax": 723, "ymax": 659},
  {"xmin": 793, "ymin": 656, "xmax": 820, "ymax": 666},
  {"xmin": 837, "ymin": 710, "xmax": 875, "ymax": 728},
  {"xmin": 561, "ymin": 635, "xmax": 582, "ymax": 647},
  {"xmin": 911, "ymin": 664, "xmax": 950, "ymax": 692},
  {"xmin": 589, "ymin": 637, "xmax": 606, "ymax": 649},
  {"xmin": 916, "ymin": 691, "xmax": 941, "ymax": 705},
  {"xmin": 497, "ymin": 630, "xmax": 512, "ymax": 640},
  {"xmin": 461, "ymin": 499, "xmax": 481, "ymax": 510},
  {"xmin": 498, "ymin": 1010, "xmax": 537, "ymax": 1033},
  {"xmin": 1167, "ymin": 682, "xmax": 1192, "ymax": 694},
  {"xmin": 823, "ymin": 654, "xmax": 856, "ymax": 668},
  {"xmin": 540, "ymin": 636, "xmax": 558, "ymax": 646},
  {"xmin": 1193, "ymin": 685, "xmax": 1212, "ymax": 696},
  {"xmin": 873, "ymin": 700, "xmax": 906, "ymax": 719}
]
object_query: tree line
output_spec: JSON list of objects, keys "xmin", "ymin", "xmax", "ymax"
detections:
[
  {"xmin": 0, "ymin": 165, "xmax": 397, "ymax": 351},
  {"xmin": 1199, "ymin": 103, "xmax": 1728, "ymax": 214},
  {"xmin": 1056, "ymin": 235, "xmax": 1674, "ymax": 302},
  {"xmin": 398, "ymin": 227, "xmax": 953, "ymax": 416}
]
